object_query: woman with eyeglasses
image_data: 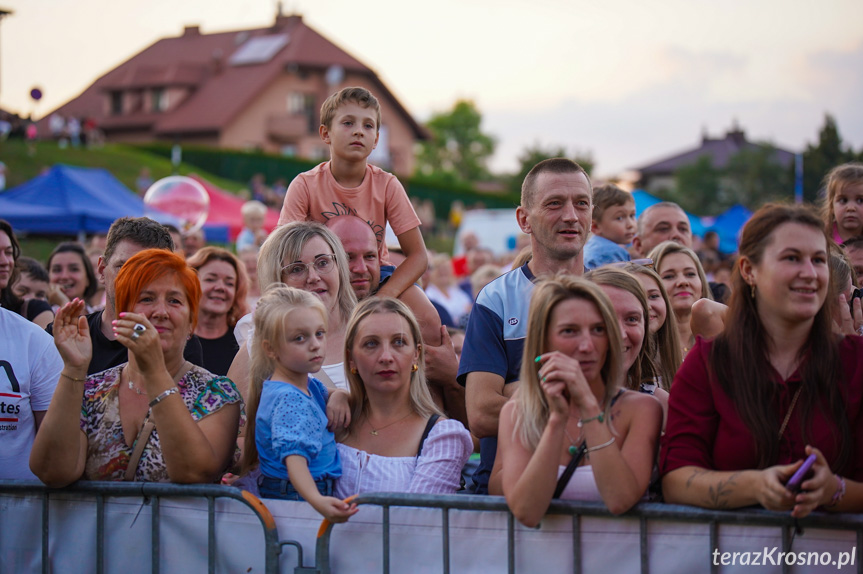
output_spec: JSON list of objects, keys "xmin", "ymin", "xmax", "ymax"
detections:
[{"xmin": 228, "ymin": 221, "xmax": 357, "ymax": 396}]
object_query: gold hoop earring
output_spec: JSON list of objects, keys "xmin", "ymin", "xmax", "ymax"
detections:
[
  {"xmin": 411, "ymin": 364, "xmax": 418, "ymax": 372},
  {"xmin": 350, "ymin": 367, "xmax": 358, "ymax": 375},
  {"xmin": 750, "ymin": 283, "xmax": 756, "ymax": 299}
]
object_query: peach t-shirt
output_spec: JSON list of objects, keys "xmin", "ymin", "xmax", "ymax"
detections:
[{"xmin": 278, "ymin": 162, "xmax": 420, "ymax": 262}]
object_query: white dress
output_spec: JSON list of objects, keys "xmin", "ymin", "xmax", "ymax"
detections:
[{"xmin": 334, "ymin": 419, "xmax": 473, "ymax": 498}]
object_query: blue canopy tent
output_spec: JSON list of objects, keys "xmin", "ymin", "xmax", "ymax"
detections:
[
  {"xmin": 706, "ymin": 204, "xmax": 751, "ymax": 254},
  {"xmin": 631, "ymin": 189, "xmax": 706, "ymax": 237},
  {"xmin": 0, "ymin": 165, "xmax": 229, "ymax": 242}
]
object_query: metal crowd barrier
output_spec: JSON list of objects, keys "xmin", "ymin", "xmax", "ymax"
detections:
[
  {"xmin": 315, "ymin": 493, "xmax": 863, "ymax": 574},
  {"xmin": 4, "ymin": 481, "xmax": 862, "ymax": 574},
  {"xmin": 0, "ymin": 480, "xmax": 286, "ymax": 574}
]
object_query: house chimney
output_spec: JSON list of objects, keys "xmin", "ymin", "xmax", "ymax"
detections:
[
  {"xmin": 183, "ymin": 25, "xmax": 200, "ymax": 36},
  {"xmin": 211, "ymin": 49, "xmax": 224, "ymax": 75}
]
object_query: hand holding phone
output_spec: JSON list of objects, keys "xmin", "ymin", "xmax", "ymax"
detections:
[{"xmin": 785, "ymin": 454, "xmax": 817, "ymax": 493}]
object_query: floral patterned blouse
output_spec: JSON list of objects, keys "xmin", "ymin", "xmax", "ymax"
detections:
[{"xmin": 80, "ymin": 364, "xmax": 243, "ymax": 482}]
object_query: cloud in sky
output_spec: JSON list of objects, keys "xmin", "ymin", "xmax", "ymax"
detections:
[
  {"xmin": 484, "ymin": 42, "xmax": 863, "ymax": 176},
  {"xmin": 3, "ymin": 0, "xmax": 862, "ymax": 179}
]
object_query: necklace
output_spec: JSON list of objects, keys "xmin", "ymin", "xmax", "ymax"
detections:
[
  {"xmin": 125, "ymin": 361, "xmax": 190, "ymax": 396},
  {"xmin": 778, "ymin": 385, "xmax": 803, "ymax": 439},
  {"xmin": 563, "ymin": 426, "xmax": 581, "ymax": 456},
  {"xmin": 367, "ymin": 411, "xmax": 413, "ymax": 436}
]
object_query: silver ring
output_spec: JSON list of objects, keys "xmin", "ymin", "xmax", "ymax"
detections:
[
  {"xmin": 133, "ymin": 323, "xmax": 147, "ymax": 333},
  {"xmin": 131, "ymin": 331, "xmax": 141, "ymax": 341},
  {"xmin": 857, "ymin": 325, "xmax": 863, "ymax": 336}
]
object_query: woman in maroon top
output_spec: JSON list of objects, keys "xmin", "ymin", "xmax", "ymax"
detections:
[{"xmin": 661, "ymin": 204, "xmax": 863, "ymax": 518}]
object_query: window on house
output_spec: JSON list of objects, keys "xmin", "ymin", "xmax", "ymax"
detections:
[
  {"xmin": 286, "ymin": 93, "xmax": 317, "ymax": 134},
  {"xmin": 152, "ymin": 88, "xmax": 167, "ymax": 112},
  {"xmin": 110, "ymin": 91, "xmax": 123, "ymax": 115}
]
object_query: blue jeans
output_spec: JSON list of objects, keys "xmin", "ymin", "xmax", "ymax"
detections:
[{"xmin": 258, "ymin": 475, "xmax": 334, "ymax": 501}]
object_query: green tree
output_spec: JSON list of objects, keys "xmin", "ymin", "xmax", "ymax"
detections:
[
  {"xmin": 671, "ymin": 155, "xmax": 723, "ymax": 214},
  {"xmin": 415, "ymin": 100, "xmax": 496, "ymax": 184},
  {"xmin": 724, "ymin": 144, "xmax": 792, "ymax": 210},
  {"xmin": 508, "ymin": 142, "xmax": 594, "ymax": 194},
  {"xmin": 801, "ymin": 114, "xmax": 857, "ymax": 203}
]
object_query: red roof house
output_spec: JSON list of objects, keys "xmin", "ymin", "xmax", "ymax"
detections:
[{"xmin": 40, "ymin": 12, "xmax": 426, "ymax": 175}]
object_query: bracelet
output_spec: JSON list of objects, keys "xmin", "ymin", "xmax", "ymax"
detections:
[
  {"xmin": 586, "ymin": 436, "xmax": 615, "ymax": 453},
  {"xmin": 828, "ymin": 475, "xmax": 846, "ymax": 507},
  {"xmin": 149, "ymin": 387, "xmax": 179, "ymax": 408},
  {"xmin": 60, "ymin": 372, "xmax": 86, "ymax": 383},
  {"xmin": 577, "ymin": 412, "xmax": 604, "ymax": 427}
]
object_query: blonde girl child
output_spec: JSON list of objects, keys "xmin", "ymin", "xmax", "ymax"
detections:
[
  {"xmin": 821, "ymin": 163, "xmax": 863, "ymax": 244},
  {"xmin": 241, "ymin": 286, "xmax": 356, "ymax": 522}
]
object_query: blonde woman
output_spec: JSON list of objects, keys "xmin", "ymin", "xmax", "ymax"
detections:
[
  {"xmin": 493, "ymin": 276, "xmax": 662, "ymax": 526},
  {"xmin": 649, "ymin": 241, "xmax": 713, "ymax": 354},
  {"xmin": 622, "ymin": 263, "xmax": 683, "ymax": 390},
  {"xmin": 334, "ymin": 297, "xmax": 472, "ymax": 497},
  {"xmin": 228, "ymin": 222, "xmax": 357, "ymax": 396}
]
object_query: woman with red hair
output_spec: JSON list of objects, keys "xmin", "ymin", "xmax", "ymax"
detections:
[
  {"xmin": 187, "ymin": 247, "xmax": 249, "ymax": 376},
  {"xmin": 31, "ymin": 249, "xmax": 242, "ymax": 485}
]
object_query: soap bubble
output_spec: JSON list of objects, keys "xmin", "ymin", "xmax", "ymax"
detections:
[{"xmin": 143, "ymin": 176, "xmax": 209, "ymax": 234}]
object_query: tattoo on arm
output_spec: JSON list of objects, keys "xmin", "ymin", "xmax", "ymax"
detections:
[
  {"xmin": 685, "ymin": 468, "xmax": 709, "ymax": 489},
  {"xmin": 704, "ymin": 472, "xmax": 741, "ymax": 509}
]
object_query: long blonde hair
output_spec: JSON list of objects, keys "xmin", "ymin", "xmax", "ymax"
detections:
[
  {"xmin": 586, "ymin": 266, "xmax": 658, "ymax": 391},
  {"xmin": 622, "ymin": 263, "xmax": 683, "ymax": 390},
  {"xmin": 514, "ymin": 276, "xmax": 624, "ymax": 450},
  {"xmin": 257, "ymin": 221, "xmax": 356, "ymax": 322},
  {"xmin": 649, "ymin": 241, "xmax": 714, "ymax": 302},
  {"xmin": 240, "ymin": 286, "xmax": 327, "ymax": 474},
  {"xmin": 342, "ymin": 297, "xmax": 442, "ymax": 439}
]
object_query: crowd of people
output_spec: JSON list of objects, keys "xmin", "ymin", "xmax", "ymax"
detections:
[{"xmin": 3, "ymin": 86, "xmax": 863, "ymax": 536}]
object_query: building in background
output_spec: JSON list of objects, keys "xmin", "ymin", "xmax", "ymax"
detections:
[
  {"xmin": 633, "ymin": 124, "xmax": 795, "ymax": 193},
  {"xmin": 38, "ymin": 10, "xmax": 426, "ymax": 175}
]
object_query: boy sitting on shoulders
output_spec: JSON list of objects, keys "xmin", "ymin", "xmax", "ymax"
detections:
[
  {"xmin": 279, "ymin": 87, "xmax": 428, "ymax": 301},
  {"xmin": 583, "ymin": 183, "xmax": 636, "ymax": 269}
]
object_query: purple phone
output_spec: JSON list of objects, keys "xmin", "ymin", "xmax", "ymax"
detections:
[{"xmin": 786, "ymin": 454, "xmax": 817, "ymax": 492}]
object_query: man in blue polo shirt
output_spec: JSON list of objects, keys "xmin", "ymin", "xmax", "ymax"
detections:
[{"xmin": 458, "ymin": 158, "xmax": 593, "ymax": 494}]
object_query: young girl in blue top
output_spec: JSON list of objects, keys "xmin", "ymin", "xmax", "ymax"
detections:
[{"xmin": 242, "ymin": 286, "xmax": 357, "ymax": 522}]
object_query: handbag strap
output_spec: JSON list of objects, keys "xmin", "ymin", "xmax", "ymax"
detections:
[
  {"xmin": 124, "ymin": 418, "xmax": 155, "ymax": 481},
  {"xmin": 553, "ymin": 442, "xmax": 587, "ymax": 499},
  {"xmin": 416, "ymin": 414, "xmax": 441, "ymax": 457}
]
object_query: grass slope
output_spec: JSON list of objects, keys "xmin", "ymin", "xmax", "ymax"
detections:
[{"xmin": 0, "ymin": 139, "xmax": 245, "ymax": 192}]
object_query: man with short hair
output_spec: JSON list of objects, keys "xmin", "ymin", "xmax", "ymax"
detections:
[
  {"xmin": 632, "ymin": 201, "xmax": 693, "ymax": 258},
  {"xmin": 326, "ymin": 215, "xmax": 466, "ymax": 424},
  {"xmin": 458, "ymin": 158, "xmax": 592, "ymax": 493},
  {"xmin": 47, "ymin": 217, "xmax": 204, "ymax": 374}
]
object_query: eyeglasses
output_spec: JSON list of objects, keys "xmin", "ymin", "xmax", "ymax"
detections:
[{"xmin": 281, "ymin": 254, "xmax": 337, "ymax": 281}]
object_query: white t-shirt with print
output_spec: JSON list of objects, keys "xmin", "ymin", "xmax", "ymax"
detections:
[{"xmin": 0, "ymin": 307, "xmax": 62, "ymax": 479}]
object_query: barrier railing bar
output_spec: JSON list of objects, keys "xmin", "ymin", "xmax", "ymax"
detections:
[
  {"xmin": 639, "ymin": 516, "xmax": 648, "ymax": 574},
  {"xmin": 709, "ymin": 521, "xmax": 718, "ymax": 574},
  {"xmin": 857, "ymin": 530, "xmax": 862, "ymax": 574},
  {"xmin": 278, "ymin": 540, "xmax": 308, "ymax": 573},
  {"xmin": 506, "ymin": 512, "xmax": 514, "ymax": 574},
  {"xmin": 318, "ymin": 493, "xmax": 863, "ymax": 574},
  {"xmin": 0, "ymin": 480, "xmax": 282, "ymax": 574},
  {"xmin": 152, "ymin": 496, "xmax": 160, "ymax": 574},
  {"xmin": 97, "ymin": 493, "xmax": 105, "ymax": 574},
  {"xmin": 208, "ymin": 496, "xmax": 216, "ymax": 574},
  {"xmin": 383, "ymin": 504, "xmax": 390, "ymax": 574},
  {"xmin": 571, "ymin": 514, "xmax": 580, "ymax": 574},
  {"xmin": 41, "ymin": 492, "xmax": 49, "ymax": 574},
  {"xmin": 781, "ymin": 524, "xmax": 791, "ymax": 574},
  {"xmin": 442, "ymin": 507, "xmax": 450, "ymax": 574}
]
